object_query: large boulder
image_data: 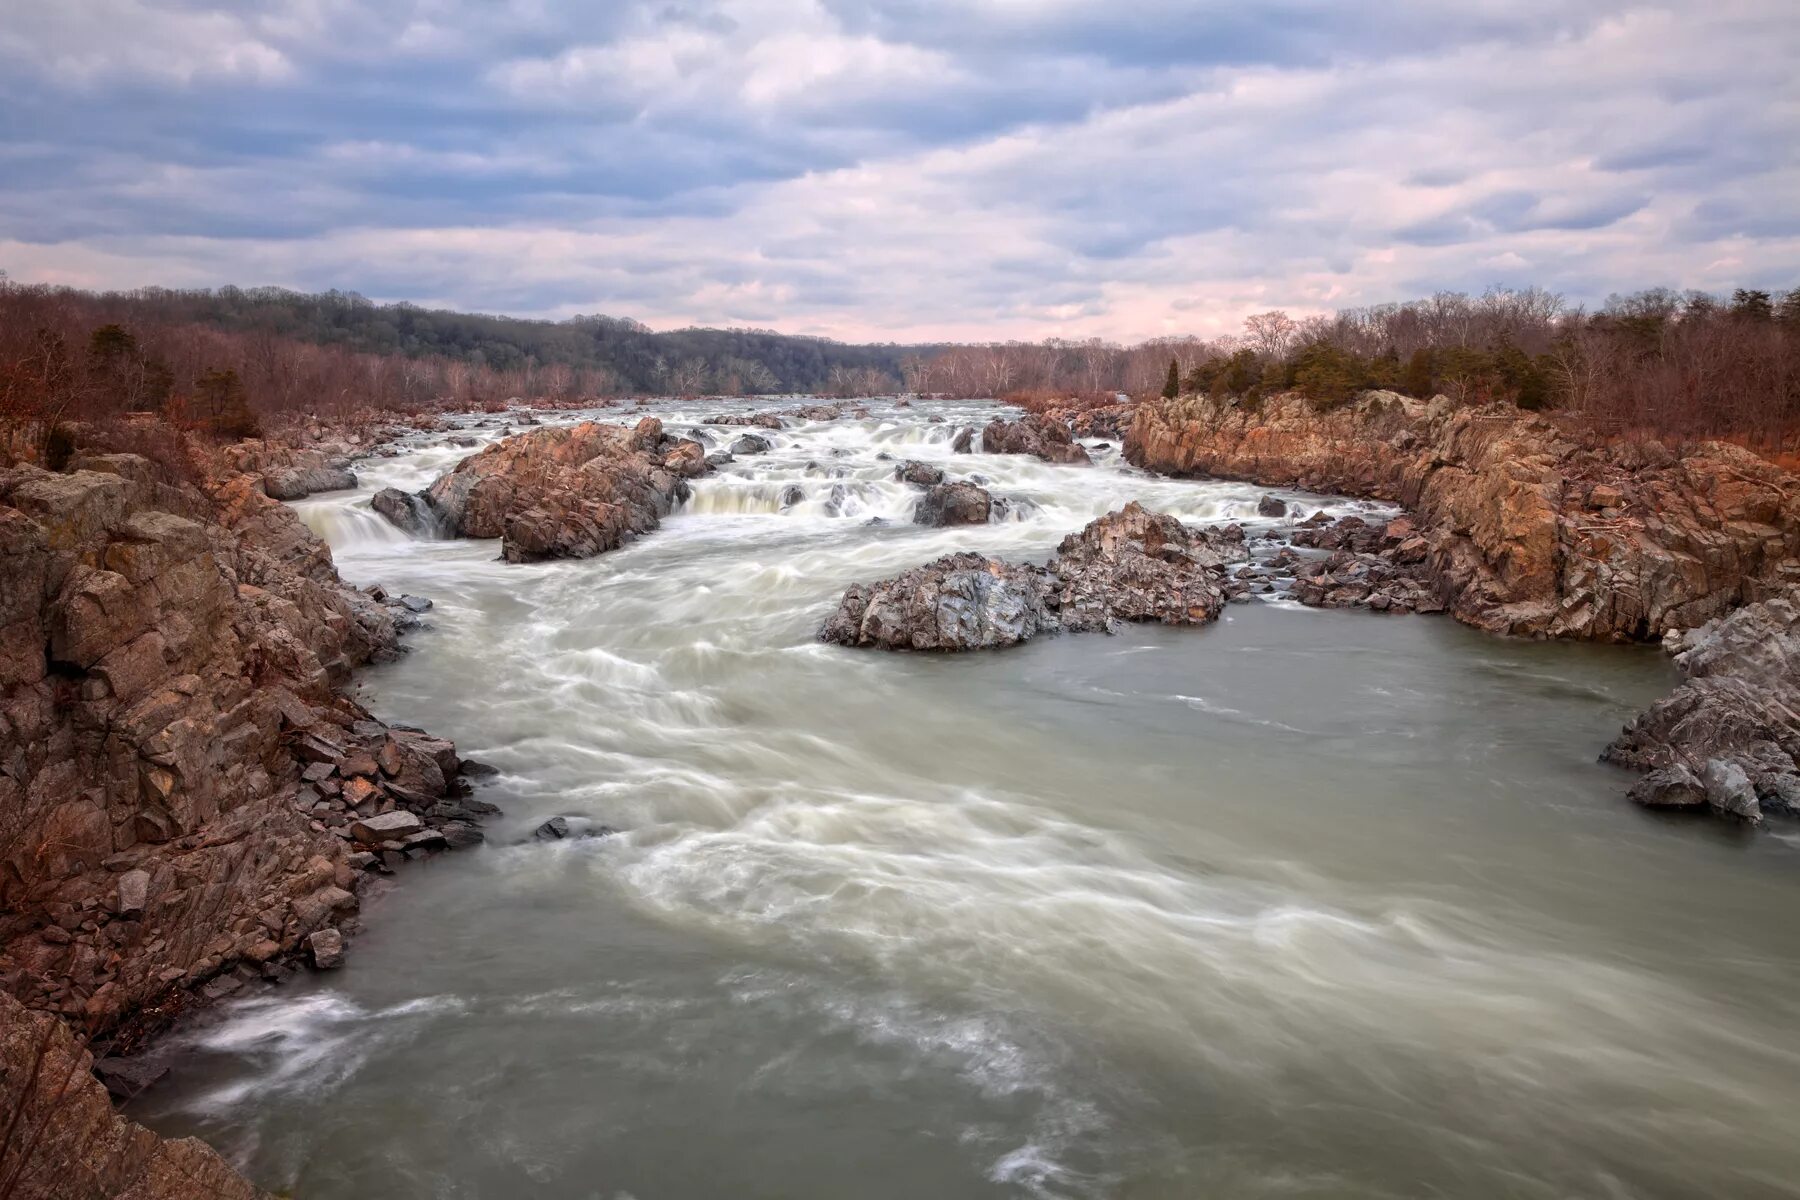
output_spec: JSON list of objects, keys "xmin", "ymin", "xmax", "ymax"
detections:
[
  {"xmin": 263, "ymin": 464, "xmax": 357, "ymax": 500},
  {"xmin": 1607, "ymin": 588, "xmax": 1800, "ymax": 821},
  {"xmin": 423, "ymin": 418, "xmax": 700, "ymax": 563},
  {"xmin": 894, "ymin": 460, "xmax": 945, "ymax": 487},
  {"xmin": 371, "ymin": 486, "xmax": 437, "ymax": 536},
  {"xmin": 821, "ymin": 503, "xmax": 1237, "ymax": 649},
  {"xmin": 820, "ymin": 553, "xmax": 1054, "ymax": 650},
  {"xmin": 912, "ymin": 481, "xmax": 994, "ymax": 527},
  {"xmin": 980, "ymin": 415, "xmax": 1092, "ymax": 465}
]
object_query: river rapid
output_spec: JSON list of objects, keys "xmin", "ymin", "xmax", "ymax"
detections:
[{"xmin": 138, "ymin": 398, "xmax": 1800, "ymax": 1199}]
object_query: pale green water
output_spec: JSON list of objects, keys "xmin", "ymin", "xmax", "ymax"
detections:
[{"xmin": 136, "ymin": 400, "xmax": 1800, "ymax": 1199}]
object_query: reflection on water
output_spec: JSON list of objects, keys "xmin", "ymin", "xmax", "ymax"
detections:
[{"xmin": 141, "ymin": 398, "xmax": 1800, "ymax": 1200}]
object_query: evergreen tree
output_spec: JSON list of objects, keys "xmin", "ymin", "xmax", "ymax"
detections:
[{"xmin": 1161, "ymin": 358, "xmax": 1180, "ymax": 399}]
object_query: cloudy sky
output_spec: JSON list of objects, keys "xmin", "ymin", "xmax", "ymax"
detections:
[{"xmin": 1, "ymin": 1, "xmax": 1795, "ymax": 341}]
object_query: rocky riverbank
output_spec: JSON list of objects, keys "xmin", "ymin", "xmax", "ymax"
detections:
[
  {"xmin": 1122, "ymin": 390, "xmax": 1800, "ymax": 823},
  {"xmin": 0, "ymin": 433, "xmax": 491, "ymax": 1196},
  {"xmin": 0, "ymin": 990, "xmax": 262, "ymax": 1198},
  {"xmin": 1605, "ymin": 588, "xmax": 1800, "ymax": 823},
  {"xmin": 1126, "ymin": 392, "xmax": 1800, "ymax": 641}
]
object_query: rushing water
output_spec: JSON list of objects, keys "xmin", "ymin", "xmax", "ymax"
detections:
[{"xmin": 137, "ymin": 399, "xmax": 1800, "ymax": 1199}]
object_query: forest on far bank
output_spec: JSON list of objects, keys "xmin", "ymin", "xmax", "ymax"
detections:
[{"xmin": 2, "ymin": 279, "xmax": 1796, "ymax": 466}]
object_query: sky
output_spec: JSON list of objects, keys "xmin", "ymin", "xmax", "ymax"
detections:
[{"xmin": 1, "ymin": 0, "xmax": 1796, "ymax": 342}]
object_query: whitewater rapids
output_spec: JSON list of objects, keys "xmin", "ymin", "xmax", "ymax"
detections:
[{"xmin": 136, "ymin": 398, "xmax": 1800, "ymax": 1200}]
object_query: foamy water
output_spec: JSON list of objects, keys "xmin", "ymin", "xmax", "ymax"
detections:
[{"xmin": 139, "ymin": 398, "xmax": 1800, "ymax": 1199}]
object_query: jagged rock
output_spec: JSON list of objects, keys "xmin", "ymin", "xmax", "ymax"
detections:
[
  {"xmin": 951, "ymin": 426, "xmax": 975, "ymax": 453},
  {"xmin": 0, "ymin": 454, "xmax": 478, "ymax": 1040},
  {"xmin": 1127, "ymin": 391, "xmax": 1800, "ymax": 641},
  {"xmin": 980, "ymin": 415, "xmax": 1092, "ymax": 465},
  {"xmin": 0, "ymin": 993, "xmax": 266, "ymax": 1199},
  {"xmin": 1607, "ymin": 590, "xmax": 1800, "ymax": 823},
  {"xmin": 1047, "ymin": 501, "xmax": 1236, "ymax": 632},
  {"xmin": 350, "ymin": 810, "xmax": 424, "ymax": 843},
  {"xmin": 264, "ymin": 465, "xmax": 357, "ymax": 500},
  {"xmin": 423, "ymin": 418, "xmax": 696, "ymax": 563},
  {"xmin": 92, "ymin": 1054, "xmax": 169, "ymax": 1101},
  {"xmin": 894, "ymin": 460, "xmax": 945, "ymax": 487},
  {"xmin": 822, "ymin": 503, "xmax": 1236, "ymax": 650},
  {"xmin": 397, "ymin": 594, "xmax": 433, "ymax": 614},
  {"xmin": 703, "ymin": 412, "xmax": 784, "ymax": 429},
  {"xmin": 535, "ymin": 816, "xmax": 572, "ymax": 840},
  {"xmin": 730, "ymin": 434, "xmax": 773, "ymax": 455},
  {"xmin": 307, "ymin": 927, "xmax": 345, "ymax": 969},
  {"xmin": 1627, "ymin": 764, "xmax": 1708, "ymax": 808},
  {"xmin": 116, "ymin": 869, "xmax": 150, "ymax": 918},
  {"xmin": 820, "ymin": 553, "xmax": 1054, "ymax": 650},
  {"xmin": 704, "ymin": 451, "xmax": 735, "ymax": 469},
  {"xmin": 1702, "ymin": 759, "xmax": 1761, "ymax": 822},
  {"xmin": 371, "ymin": 486, "xmax": 437, "ymax": 536},
  {"xmin": 912, "ymin": 481, "xmax": 994, "ymax": 526},
  {"xmin": 1257, "ymin": 494, "xmax": 1287, "ymax": 518}
]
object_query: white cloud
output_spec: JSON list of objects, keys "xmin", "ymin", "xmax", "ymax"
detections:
[
  {"xmin": 0, "ymin": 0, "xmax": 294, "ymax": 85},
  {"xmin": 1, "ymin": 0, "xmax": 1796, "ymax": 340}
]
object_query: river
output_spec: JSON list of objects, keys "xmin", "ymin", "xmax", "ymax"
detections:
[{"xmin": 136, "ymin": 398, "xmax": 1800, "ymax": 1199}]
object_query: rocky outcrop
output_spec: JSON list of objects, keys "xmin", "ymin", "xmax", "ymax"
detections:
[
  {"xmin": 893, "ymin": 460, "xmax": 945, "ymax": 487},
  {"xmin": 370, "ymin": 486, "xmax": 438, "ymax": 537},
  {"xmin": 980, "ymin": 415, "xmax": 1092, "ymax": 465},
  {"xmin": 1276, "ymin": 514, "xmax": 1443, "ymax": 613},
  {"xmin": 912, "ymin": 481, "xmax": 995, "ymax": 527},
  {"xmin": 1606, "ymin": 589, "xmax": 1800, "ymax": 822},
  {"xmin": 218, "ymin": 441, "xmax": 360, "ymax": 501},
  {"xmin": 0, "ymin": 454, "xmax": 484, "ymax": 1039},
  {"xmin": 821, "ymin": 503, "xmax": 1238, "ymax": 649},
  {"xmin": 819, "ymin": 554, "xmax": 1054, "ymax": 650},
  {"xmin": 0, "ymin": 992, "xmax": 262, "ymax": 1200},
  {"xmin": 419, "ymin": 418, "xmax": 704, "ymax": 562},
  {"xmin": 703, "ymin": 413, "xmax": 784, "ymax": 429},
  {"xmin": 1055, "ymin": 403, "xmax": 1136, "ymax": 441},
  {"xmin": 1127, "ymin": 392, "xmax": 1800, "ymax": 641}
]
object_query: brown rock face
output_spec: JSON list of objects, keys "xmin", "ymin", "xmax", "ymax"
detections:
[
  {"xmin": 820, "ymin": 503, "xmax": 1239, "ymax": 649},
  {"xmin": 0, "ymin": 991, "xmax": 264, "ymax": 1199},
  {"xmin": 1126, "ymin": 392, "xmax": 1800, "ymax": 641},
  {"xmin": 0, "ymin": 455, "xmax": 474, "ymax": 1037},
  {"xmin": 980, "ymin": 415, "xmax": 1093, "ymax": 465},
  {"xmin": 423, "ymin": 418, "xmax": 703, "ymax": 562}
]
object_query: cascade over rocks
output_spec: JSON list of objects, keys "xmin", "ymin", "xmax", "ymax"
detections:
[
  {"xmin": 413, "ymin": 418, "xmax": 705, "ymax": 562},
  {"xmin": 1126, "ymin": 391, "xmax": 1800, "ymax": 641},
  {"xmin": 821, "ymin": 502, "xmax": 1238, "ymax": 649},
  {"xmin": 980, "ymin": 415, "xmax": 1092, "ymax": 465},
  {"xmin": 371, "ymin": 486, "xmax": 438, "ymax": 536}
]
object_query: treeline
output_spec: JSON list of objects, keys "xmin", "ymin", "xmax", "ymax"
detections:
[
  {"xmin": 5, "ymin": 279, "xmax": 1797, "ymax": 466},
  {"xmin": 0, "ymin": 281, "xmax": 920, "ymax": 407},
  {"xmin": 919, "ymin": 287, "xmax": 1800, "ymax": 443}
]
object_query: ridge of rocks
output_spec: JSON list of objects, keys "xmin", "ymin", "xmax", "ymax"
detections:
[
  {"xmin": 1125, "ymin": 391, "xmax": 1800, "ymax": 642},
  {"xmin": 820, "ymin": 502, "xmax": 1239, "ymax": 649}
]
